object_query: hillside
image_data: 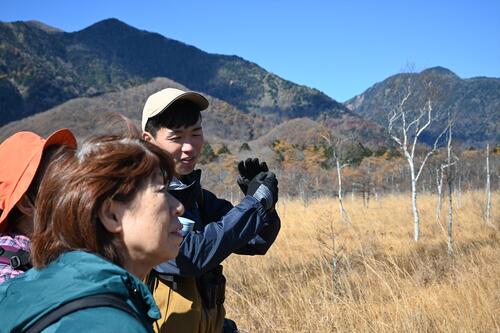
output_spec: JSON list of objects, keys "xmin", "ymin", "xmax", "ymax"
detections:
[
  {"xmin": 0, "ymin": 18, "xmax": 351, "ymax": 127},
  {"xmin": 253, "ymin": 116, "xmax": 386, "ymax": 149},
  {"xmin": 345, "ymin": 67, "xmax": 500, "ymax": 147},
  {"xmin": 0, "ymin": 77, "xmax": 268, "ymax": 142}
]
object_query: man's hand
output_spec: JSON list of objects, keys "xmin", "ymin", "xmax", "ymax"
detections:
[
  {"xmin": 237, "ymin": 158, "xmax": 269, "ymax": 195},
  {"xmin": 247, "ymin": 171, "xmax": 278, "ymax": 211}
]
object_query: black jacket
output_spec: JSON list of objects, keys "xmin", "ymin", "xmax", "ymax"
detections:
[{"xmin": 155, "ymin": 170, "xmax": 280, "ymax": 277}]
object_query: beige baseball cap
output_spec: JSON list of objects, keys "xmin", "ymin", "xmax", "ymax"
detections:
[{"xmin": 141, "ymin": 88, "xmax": 209, "ymax": 131}]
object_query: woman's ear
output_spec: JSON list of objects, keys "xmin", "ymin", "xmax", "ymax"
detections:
[
  {"xmin": 16, "ymin": 195, "xmax": 35, "ymax": 217},
  {"xmin": 98, "ymin": 199, "xmax": 123, "ymax": 234},
  {"xmin": 13, "ymin": 195, "xmax": 35, "ymax": 236}
]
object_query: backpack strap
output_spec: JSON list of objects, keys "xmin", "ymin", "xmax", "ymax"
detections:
[
  {"xmin": 0, "ymin": 245, "xmax": 32, "ymax": 271},
  {"xmin": 145, "ymin": 269, "xmax": 158, "ymax": 292},
  {"xmin": 25, "ymin": 294, "xmax": 144, "ymax": 333}
]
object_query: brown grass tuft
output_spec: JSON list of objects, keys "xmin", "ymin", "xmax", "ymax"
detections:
[{"xmin": 224, "ymin": 191, "xmax": 500, "ymax": 332}]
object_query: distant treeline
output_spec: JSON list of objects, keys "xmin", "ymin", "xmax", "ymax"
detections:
[{"xmin": 199, "ymin": 141, "xmax": 499, "ymax": 200}]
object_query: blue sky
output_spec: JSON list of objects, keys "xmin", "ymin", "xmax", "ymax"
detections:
[{"xmin": 2, "ymin": 0, "xmax": 499, "ymax": 102}]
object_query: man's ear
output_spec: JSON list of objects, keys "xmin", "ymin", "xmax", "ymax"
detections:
[
  {"xmin": 142, "ymin": 131, "xmax": 154, "ymax": 142},
  {"xmin": 98, "ymin": 200, "xmax": 123, "ymax": 234}
]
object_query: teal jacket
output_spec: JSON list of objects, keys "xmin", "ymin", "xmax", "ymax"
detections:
[{"xmin": 0, "ymin": 251, "xmax": 161, "ymax": 332}]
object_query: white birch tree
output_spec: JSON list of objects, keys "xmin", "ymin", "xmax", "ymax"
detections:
[
  {"xmin": 485, "ymin": 143, "xmax": 491, "ymax": 223},
  {"xmin": 388, "ymin": 80, "xmax": 448, "ymax": 241},
  {"xmin": 322, "ymin": 134, "xmax": 350, "ymax": 223},
  {"xmin": 444, "ymin": 114, "xmax": 457, "ymax": 254},
  {"xmin": 335, "ymin": 150, "xmax": 349, "ymax": 223},
  {"xmin": 435, "ymin": 165, "xmax": 444, "ymax": 222}
]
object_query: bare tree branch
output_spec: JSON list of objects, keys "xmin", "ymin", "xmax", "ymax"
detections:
[
  {"xmin": 415, "ymin": 124, "xmax": 448, "ymax": 182},
  {"xmin": 386, "ymin": 78, "xmax": 447, "ymax": 241}
]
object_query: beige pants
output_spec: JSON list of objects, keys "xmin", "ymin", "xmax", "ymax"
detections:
[{"xmin": 150, "ymin": 275, "xmax": 225, "ymax": 333}]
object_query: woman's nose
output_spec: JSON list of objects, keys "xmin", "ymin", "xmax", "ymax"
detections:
[{"xmin": 169, "ymin": 194, "xmax": 185, "ymax": 216}]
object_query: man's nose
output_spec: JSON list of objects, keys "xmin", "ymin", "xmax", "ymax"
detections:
[{"xmin": 181, "ymin": 141, "xmax": 194, "ymax": 153}]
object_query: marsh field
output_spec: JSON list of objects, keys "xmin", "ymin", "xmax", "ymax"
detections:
[{"xmin": 223, "ymin": 191, "xmax": 499, "ymax": 332}]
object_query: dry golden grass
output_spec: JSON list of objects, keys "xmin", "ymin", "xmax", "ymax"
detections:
[{"xmin": 224, "ymin": 191, "xmax": 500, "ymax": 332}]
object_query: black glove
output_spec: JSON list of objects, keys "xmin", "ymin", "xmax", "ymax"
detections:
[
  {"xmin": 247, "ymin": 171, "xmax": 278, "ymax": 211},
  {"xmin": 237, "ymin": 158, "xmax": 269, "ymax": 195}
]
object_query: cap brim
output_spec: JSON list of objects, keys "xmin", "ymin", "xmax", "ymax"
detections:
[
  {"xmin": 177, "ymin": 91, "xmax": 209, "ymax": 111},
  {"xmin": 44, "ymin": 128, "xmax": 77, "ymax": 150},
  {"xmin": 154, "ymin": 91, "xmax": 208, "ymax": 119}
]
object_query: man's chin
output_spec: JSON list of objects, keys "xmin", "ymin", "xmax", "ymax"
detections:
[{"xmin": 176, "ymin": 166, "xmax": 195, "ymax": 176}]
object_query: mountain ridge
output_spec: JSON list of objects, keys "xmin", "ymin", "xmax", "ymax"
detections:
[
  {"xmin": 345, "ymin": 67, "xmax": 500, "ymax": 146},
  {"xmin": 0, "ymin": 77, "xmax": 270, "ymax": 143},
  {"xmin": 1, "ymin": 19, "xmax": 497, "ymax": 148},
  {"xmin": 0, "ymin": 18, "xmax": 351, "ymax": 127}
]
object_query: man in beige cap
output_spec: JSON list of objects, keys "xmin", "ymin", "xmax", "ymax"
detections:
[{"xmin": 142, "ymin": 88, "xmax": 281, "ymax": 333}]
